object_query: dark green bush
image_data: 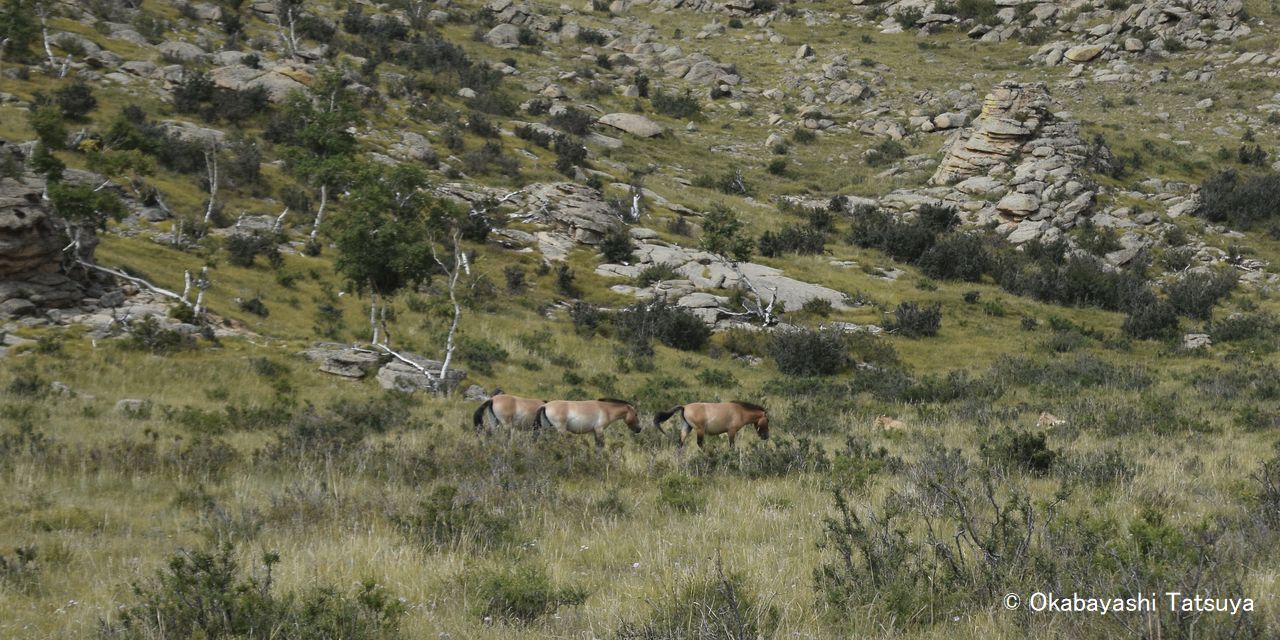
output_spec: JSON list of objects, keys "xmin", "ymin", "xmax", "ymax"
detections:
[
  {"xmin": 981, "ymin": 429, "xmax": 1058, "ymax": 475},
  {"xmin": 614, "ymin": 299, "xmax": 711, "ymax": 352},
  {"xmin": 99, "ymin": 544, "xmax": 404, "ymax": 639},
  {"xmin": 651, "ymin": 90, "xmax": 701, "ymax": 119},
  {"xmin": 635, "ymin": 263, "xmax": 681, "ymax": 286},
  {"xmin": 226, "ymin": 233, "xmax": 282, "ymax": 268},
  {"xmin": 548, "ymin": 106, "xmax": 596, "ymax": 136},
  {"xmin": 600, "ymin": 225, "xmax": 635, "ymax": 263},
  {"xmin": 1195, "ymin": 169, "xmax": 1280, "ymax": 230},
  {"xmin": 123, "ymin": 316, "xmax": 195, "ymax": 354},
  {"xmin": 768, "ymin": 327, "xmax": 850, "ymax": 376},
  {"xmin": 1165, "ymin": 269, "xmax": 1237, "ymax": 320},
  {"xmin": 54, "ymin": 80, "xmax": 97, "ymax": 120},
  {"xmin": 758, "ymin": 225, "xmax": 826, "ymax": 257},
  {"xmin": 888, "ymin": 301, "xmax": 941, "ymax": 338},
  {"xmin": 1122, "ymin": 299, "xmax": 1179, "ymax": 340},
  {"xmin": 475, "ymin": 564, "xmax": 587, "ymax": 624},
  {"xmin": 457, "ymin": 336, "xmax": 509, "ymax": 375}
]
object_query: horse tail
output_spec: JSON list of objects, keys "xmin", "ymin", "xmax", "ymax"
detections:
[
  {"xmin": 534, "ymin": 405, "xmax": 549, "ymax": 430},
  {"xmin": 653, "ymin": 406, "xmax": 682, "ymax": 434},
  {"xmin": 472, "ymin": 399, "xmax": 493, "ymax": 430}
]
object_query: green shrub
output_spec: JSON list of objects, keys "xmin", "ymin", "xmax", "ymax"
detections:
[
  {"xmin": 600, "ymin": 225, "xmax": 635, "ymax": 263},
  {"xmin": 1122, "ymin": 299, "xmax": 1179, "ymax": 339},
  {"xmin": 980, "ymin": 429, "xmax": 1058, "ymax": 475},
  {"xmin": 769, "ymin": 327, "xmax": 851, "ymax": 376},
  {"xmin": 1165, "ymin": 269, "xmax": 1237, "ymax": 320},
  {"xmin": 123, "ymin": 316, "xmax": 195, "ymax": 354},
  {"xmin": 865, "ymin": 139, "xmax": 907, "ymax": 166},
  {"xmin": 918, "ymin": 232, "xmax": 991, "ymax": 281},
  {"xmin": 457, "ymin": 336, "xmax": 510, "ymax": 375},
  {"xmin": 758, "ymin": 225, "xmax": 825, "ymax": 257},
  {"xmin": 54, "ymin": 80, "xmax": 97, "ymax": 120},
  {"xmin": 614, "ymin": 299, "xmax": 711, "ymax": 351},
  {"xmin": 475, "ymin": 564, "xmax": 587, "ymax": 624},
  {"xmin": 657, "ymin": 473, "xmax": 705, "ymax": 513},
  {"xmin": 695, "ymin": 368, "xmax": 738, "ymax": 388},
  {"xmin": 888, "ymin": 301, "xmax": 941, "ymax": 338},
  {"xmin": 1195, "ymin": 169, "xmax": 1280, "ymax": 230},
  {"xmin": 892, "ymin": 6, "xmax": 924, "ymax": 28},
  {"xmin": 635, "ymin": 263, "xmax": 681, "ymax": 286},
  {"xmin": 616, "ymin": 561, "xmax": 778, "ymax": 640},
  {"xmin": 393, "ymin": 485, "xmax": 513, "ymax": 551},
  {"xmin": 652, "ymin": 90, "xmax": 701, "ymax": 119},
  {"xmin": 99, "ymin": 544, "xmax": 405, "ymax": 639},
  {"xmin": 698, "ymin": 203, "xmax": 754, "ymax": 260}
]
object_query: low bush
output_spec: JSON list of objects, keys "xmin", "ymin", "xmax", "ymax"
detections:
[
  {"xmin": 1164, "ymin": 269, "xmax": 1237, "ymax": 320},
  {"xmin": 651, "ymin": 90, "xmax": 701, "ymax": 119},
  {"xmin": 888, "ymin": 301, "xmax": 941, "ymax": 338},
  {"xmin": 657, "ymin": 473, "xmax": 705, "ymax": 513},
  {"xmin": 768, "ymin": 327, "xmax": 851, "ymax": 376},
  {"xmin": 600, "ymin": 226, "xmax": 635, "ymax": 263},
  {"xmin": 616, "ymin": 561, "xmax": 778, "ymax": 640},
  {"xmin": 1122, "ymin": 299, "xmax": 1179, "ymax": 340},
  {"xmin": 475, "ymin": 564, "xmax": 587, "ymax": 624},
  {"xmin": 980, "ymin": 428, "xmax": 1058, "ymax": 475},
  {"xmin": 614, "ymin": 299, "xmax": 711, "ymax": 352},
  {"xmin": 99, "ymin": 544, "xmax": 405, "ymax": 639},
  {"xmin": 758, "ymin": 225, "xmax": 826, "ymax": 257},
  {"xmin": 635, "ymin": 263, "xmax": 681, "ymax": 286},
  {"xmin": 393, "ymin": 485, "xmax": 513, "ymax": 551},
  {"xmin": 1196, "ymin": 169, "xmax": 1280, "ymax": 230}
]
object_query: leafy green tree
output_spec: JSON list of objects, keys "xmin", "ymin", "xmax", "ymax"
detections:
[
  {"xmin": 0, "ymin": 0, "xmax": 40, "ymax": 62},
  {"xmin": 329, "ymin": 162, "xmax": 463, "ymax": 345},
  {"xmin": 54, "ymin": 80, "xmax": 96, "ymax": 120},
  {"xmin": 28, "ymin": 142, "xmax": 63, "ymax": 180},
  {"xmin": 27, "ymin": 105, "xmax": 66, "ymax": 148},
  {"xmin": 699, "ymin": 203, "xmax": 754, "ymax": 261},
  {"xmin": 269, "ymin": 72, "xmax": 362, "ymax": 247},
  {"xmin": 49, "ymin": 182, "xmax": 125, "ymax": 229}
]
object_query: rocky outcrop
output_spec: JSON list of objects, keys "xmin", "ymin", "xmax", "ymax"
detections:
[
  {"xmin": 1031, "ymin": 0, "xmax": 1249, "ymax": 66},
  {"xmin": 931, "ymin": 82, "xmax": 1050, "ymax": 186},
  {"xmin": 596, "ymin": 113, "xmax": 664, "ymax": 138},
  {"xmin": 376, "ymin": 355, "xmax": 467, "ymax": 394},
  {"xmin": 0, "ymin": 148, "xmax": 103, "ymax": 319},
  {"xmin": 597, "ymin": 232, "xmax": 853, "ymax": 326},
  {"xmin": 298, "ymin": 343, "xmax": 388, "ymax": 378},
  {"xmin": 525, "ymin": 182, "xmax": 622, "ymax": 245}
]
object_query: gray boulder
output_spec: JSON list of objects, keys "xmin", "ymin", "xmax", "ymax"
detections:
[{"xmin": 298, "ymin": 343, "xmax": 389, "ymax": 378}]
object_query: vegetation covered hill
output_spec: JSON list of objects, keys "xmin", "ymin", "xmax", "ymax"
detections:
[{"xmin": 1, "ymin": 0, "xmax": 1279, "ymax": 637}]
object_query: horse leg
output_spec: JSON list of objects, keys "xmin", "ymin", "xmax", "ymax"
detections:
[
  {"xmin": 696, "ymin": 427, "xmax": 705, "ymax": 449},
  {"xmin": 594, "ymin": 428, "xmax": 605, "ymax": 449},
  {"xmin": 678, "ymin": 420, "xmax": 691, "ymax": 448},
  {"xmin": 728, "ymin": 426, "xmax": 738, "ymax": 448}
]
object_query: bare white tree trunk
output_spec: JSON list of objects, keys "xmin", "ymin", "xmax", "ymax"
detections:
[
  {"xmin": 271, "ymin": 207, "xmax": 289, "ymax": 234},
  {"xmin": 368, "ymin": 288, "xmax": 380, "ymax": 346},
  {"xmin": 182, "ymin": 270, "xmax": 192, "ymax": 302},
  {"xmin": 279, "ymin": 5, "xmax": 299, "ymax": 57},
  {"xmin": 431, "ymin": 229, "xmax": 465, "ymax": 381},
  {"xmin": 193, "ymin": 267, "xmax": 210, "ymax": 316},
  {"xmin": 40, "ymin": 15, "xmax": 56, "ymax": 70},
  {"xmin": 309, "ymin": 184, "xmax": 327, "ymax": 244},
  {"xmin": 202, "ymin": 149, "xmax": 219, "ymax": 224},
  {"xmin": 730, "ymin": 261, "xmax": 778, "ymax": 326}
]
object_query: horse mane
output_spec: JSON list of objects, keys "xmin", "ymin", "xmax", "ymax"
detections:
[
  {"xmin": 731, "ymin": 400, "xmax": 766, "ymax": 412},
  {"xmin": 597, "ymin": 398, "xmax": 634, "ymax": 407}
]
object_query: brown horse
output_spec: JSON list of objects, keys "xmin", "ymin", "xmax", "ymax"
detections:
[
  {"xmin": 653, "ymin": 401, "xmax": 770, "ymax": 449},
  {"xmin": 472, "ymin": 392, "xmax": 546, "ymax": 432},
  {"xmin": 534, "ymin": 399, "xmax": 641, "ymax": 448}
]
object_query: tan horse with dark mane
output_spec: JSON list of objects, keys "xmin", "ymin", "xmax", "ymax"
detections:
[
  {"xmin": 472, "ymin": 391, "xmax": 546, "ymax": 433},
  {"xmin": 653, "ymin": 402, "xmax": 770, "ymax": 448},
  {"xmin": 535, "ymin": 399, "xmax": 641, "ymax": 448}
]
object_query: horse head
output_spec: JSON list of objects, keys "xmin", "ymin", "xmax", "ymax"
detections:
[
  {"xmin": 624, "ymin": 403, "xmax": 641, "ymax": 434},
  {"xmin": 755, "ymin": 412, "xmax": 770, "ymax": 440}
]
